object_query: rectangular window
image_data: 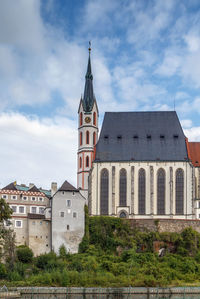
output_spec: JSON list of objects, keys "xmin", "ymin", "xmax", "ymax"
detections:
[
  {"xmin": 39, "ymin": 207, "xmax": 44, "ymax": 214},
  {"xmin": 40, "ymin": 221, "xmax": 43, "ymax": 225},
  {"xmin": 15, "ymin": 220, "xmax": 22, "ymax": 228},
  {"xmin": 31, "ymin": 197, "xmax": 36, "ymax": 201},
  {"xmin": 11, "ymin": 195, "xmax": 17, "ymax": 200},
  {"xmin": 23, "ymin": 196, "xmax": 27, "ymax": 201},
  {"xmin": 39, "ymin": 197, "xmax": 44, "ymax": 202},
  {"xmin": 66, "ymin": 200, "xmax": 71, "ymax": 207},
  {"xmin": 5, "ymin": 220, "xmax": 12, "ymax": 227},
  {"xmin": 2, "ymin": 194, "xmax": 8, "ymax": 199},
  {"xmin": 73, "ymin": 212, "xmax": 77, "ymax": 218},
  {"xmin": 31, "ymin": 207, "xmax": 37, "ymax": 214},
  {"xmin": 60, "ymin": 212, "xmax": 64, "ymax": 217},
  {"xmin": 19, "ymin": 206, "xmax": 25, "ymax": 214},
  {"xmin": 67, "ymin": 225, "xmax": 70, "ymax": 231},
  {"xmin": 11, "ymin": 206, "xmax": 17, "ymax": 213}
]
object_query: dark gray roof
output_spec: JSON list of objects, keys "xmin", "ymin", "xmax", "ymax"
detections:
[
  {"xmin": 58, "ymin": 180, "xmax": 78, "ymax": 192},
  {"xmin": 82, "ymin": 53, "xmax": 95, "ymax": 112},
  {"xmin": 2, "ymin": 182, "xmax": 17, "ymax": 190},
  {"xmin": 28, "ymin": 185, "xmax": 42, "ymax": 193},
  {"xmin": 95, "ymin": 111, "xmax": 188, "ymax": 162}
]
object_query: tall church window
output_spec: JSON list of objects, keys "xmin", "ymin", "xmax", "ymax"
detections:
[
  {"xmin": 93, "ymin": 112, "xmax": 96, "ymax": 126},
  {"xmin": 157, "ymin": 168, "xmax": 165, "ymax": 215},
  {"xmin": 100, "ymin": 168, "xmax": 109, "ymax": 215},
  {"xmin": 80, "ymin": 112, "xmax": 83, "ymax": 126},
  {"xmin": 86, "ymin": 156, "xmax": 89, "ymax": 167},
  {"xmin": 79, "ymin": 157, "xmax": 82, "ymax": 168},
  {"xmin": 119, "ymin": 168, "xmax": 127, "ymax": 206},
  {"xmin": 80, "ymin": 132, "xmax": 82, "ymax": 146},
  {"xmin": 176, "ymin": 169, "xmax": 184, "ymax": 214},
  {"xmin": 93, "ymin": 132, "xmax": 96, "ymax": 145},
  {"xmin": 138, "ymin": 168, "xmax": 146, "ymax": 214},
  {"xmin": 86, "ymin": 131, "xmax": 90, "ymax": 144}
]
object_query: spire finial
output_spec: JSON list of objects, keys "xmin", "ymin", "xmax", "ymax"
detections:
[{"xmin": 88, "ymin": 41, "xmax": 91, "ymax": 54}]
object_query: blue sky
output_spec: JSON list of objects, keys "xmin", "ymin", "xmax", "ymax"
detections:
[{"xmin": 0, "ymin": 0, "xmax": 200, "ymax": 189}]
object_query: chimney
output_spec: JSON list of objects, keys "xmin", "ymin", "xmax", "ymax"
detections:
[
  {"xmin": 51, "ymin": 182, "xmax": 57, "ymax": 196},
  {"xmin": 29, "ymin": 183, "xmax": 34, "ymax": 189}
]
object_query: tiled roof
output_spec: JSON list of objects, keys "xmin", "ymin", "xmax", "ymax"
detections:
[
  {"xmin": 2, "ymin": 182, "xmax": 17, "ymax": 191},
  {"xmin": 188, "ymin": 142, "xmax": 200, "ymax": 167},
  {"xmin": 95, "ymin": 111, "xmax": 188, "ymax": 162},
  {"xmin": 58, "ymin": 180, "xmax": 78, "ymax": 192}
]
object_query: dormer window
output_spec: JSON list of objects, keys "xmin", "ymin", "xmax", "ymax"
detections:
[
  {"xmin": 160, "ymin": 135, "xmax": 165, "ymax": 139},
  {"xmin": 104, "ymin": 135, "xmax": 109, "ymax": 139},
  {"xmin": 133, "ymin": 135, "xmax": 138, "ymax": 139},
  {"xmin": 147, "ymin": 135, "xmax": 151, "ymax": 139},
  {"xmin": 117, "ymin": 135, "xmax": 122, "ymax": 139},
  {"xmin": 173, "ymin": 134, "xmax": 179, "ymax": 138}
]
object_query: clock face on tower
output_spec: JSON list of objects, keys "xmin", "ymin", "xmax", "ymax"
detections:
[{"xmin": 85, "ymin": 117, "xmax": 91, "ymax": 123}]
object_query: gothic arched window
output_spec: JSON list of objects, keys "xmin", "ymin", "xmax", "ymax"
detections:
[
  {"xmin": 80, "ymin": 132, "xmax": 82, "ymax": 146},
  {"xmin": 93, "ymin": 112, "xmax": 96, "ymax": 126},
  {"xmin": 100, "ymin": 168, "xmax": 109, "ymax": 215},
  {"xmin": 119, "ymin": 168, "xmax": 127, "ymax": 206},
  {"xmin": 79, "ymin": 157, "xmax": 82, "ymax": 168},
  {"xmin": 157, "ymin": 168, "xmax": 165, "ymax": 215},
  {"xmin": 86, "ymin": 131, "xmax": 89, "ymax": 144},
  {"xmin": 93, "ymin": 132, "xmax": 96, "ymax": 145},
  {"xmin": 176, "ymin": 168, "xmax": 184, "ymax": 214},
  {"xmin": 80, "ymin": 112, "xmax": 83, "ymax": 126},
  {"xmin": 86, "ymin": 156, "xmax": 89, "ymax": 167},
  {"xmin": 138, "ymin": 168, "xmax": 146, "ymax": 214},
  {"xmin": 119, "ymin": 211, "xmax": 127, "ymax": 218}
]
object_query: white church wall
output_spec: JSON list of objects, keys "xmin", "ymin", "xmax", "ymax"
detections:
[{"xmin": 90, "ymin": 160, "xmax": 195, "ymax": 219}]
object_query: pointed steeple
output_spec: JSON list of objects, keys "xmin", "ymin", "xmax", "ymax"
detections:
[{"xmin": 82, "ymin": 43, "xmax": 95, "ymax": 112}]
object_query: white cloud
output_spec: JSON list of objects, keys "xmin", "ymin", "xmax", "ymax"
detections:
[
  {"xmin": 0, "ymin": 113, "xmax": 77, "ymax": 189},
  {"xmin": 184, "ymin": 126, "xmax": 200, "ymax": 141},
  {"xmin": 181, "ymin": 119, "xmax": 193, "ymax": 129},
  {"xmin": 155, "ymin": 53, "xmax": 181, "ymax": 76}
]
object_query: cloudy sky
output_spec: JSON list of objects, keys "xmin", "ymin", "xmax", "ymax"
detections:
[{"xmin": 0, "ymin": 0, "xmax": 200, "ymax": 189}]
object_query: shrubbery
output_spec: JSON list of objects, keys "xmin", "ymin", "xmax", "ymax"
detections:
[{"xmin": 1, "ymin": 217, "xmax": 200, "ymax": 287}]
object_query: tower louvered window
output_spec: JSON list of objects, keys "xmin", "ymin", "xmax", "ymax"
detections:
[
  {"xmin": 93, "ymin": 132, "xmax": 96, "ymax": 145},
  {"xmin": 100, "ymin": 168, "xmax": 109, "ymax": 215},
  {"xmin": 119, "ymin": 168, "xmax": 127, "ymax": 206},
  {"xmin": 176, "ymin": 169, "xmax": 184, "ymax": 214},
  {"xmin": 93, "ymin": 112, "xmax": 96, "ymax": 126},
  {"xmin": 86, "ymin": 156, "xmax": 89, "ymax": 167},
  {"xmin": 80, "ymin": 132, "xmax": 82, "ymax": 146},
  {"xmin": 157, "ymin": 168, "xmax": 165, "ymax": 215},
  {"xmin": 79, "ymin": 157, "xmax": 82, "ymax": 168},
  {"xmin": 138, "ymin": 168, "xmax": 145, "ymax": 214},
  {"xmin": 86, "ymin": 131, "xmax": 89, "ymax": 144}
]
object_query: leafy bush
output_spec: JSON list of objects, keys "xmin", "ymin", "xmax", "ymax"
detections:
[
  {"xmin": 16, "ymin": 245, "xmax": 33, "ymax": 263},
  {"xmin": 0, "ymin": 263, "xmax": 7, "ymax": 279}
]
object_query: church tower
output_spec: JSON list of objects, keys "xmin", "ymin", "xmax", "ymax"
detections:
[{"xmin": 77, "ymin": 45, "xmax": 99, "ymax": 198}]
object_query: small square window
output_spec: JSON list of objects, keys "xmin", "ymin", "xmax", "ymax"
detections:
[
  {"xmin": 73, "ymin": 212, "xmax": 77, "ymax": 218},
  {"xmin": 39, "ymin": 207, "xmax": 44, "ymax": 214},
  {"xmin": 40, "ymin": 221, "xmax": 43, "ymax": 225},
  {"xmin": 11, "ymin": 195, "xmax": 17, "ymax": 200},
  {"xmin": 5, "ymin": 220, "xmax": 12, "ymax": 227},
  {"xmin": 67, "ymin": 200, "xmax": 71, "ymax": 207},
  {"xmin": 62, "ymin": 191, "xmax": 65, "ymax": 195},
  {"xmin": 23, "ymin": 196, "xmax": 27, "ymax": 201},
  {"xmin": 67, "ymin": 225, "xmax": 70, "ymax": 231},
  {"xmin": 19, "ymin": 206, "xmax": 25, "ymax": 213},
  {"xmin": 11, "ymin": 206, "xmax": 17, "ymax": 213},
  {"xmin": 39, "ymin": 197, "xmax": 43, "ymax": 202},
  {"xmin": 31, "ymin": 197, "xmax": 36, "ymax": 201},
  {"xmin": 60, "ymin": 212, "xmax": 65, "ymax": 217},
  {"xmin": 31, "ymin": 207, "xmax": 37, "ymax": 214},
  {"xmin": 2, "ymin": 194, "xmax": 7, "ymax": 199},
  {"xmin": 32, "ymin": 221, "xmax": 35, "ymax": 225},
  {"xmin": 15, "ymin": 220, "xmax": 22, "ymax": 228}
]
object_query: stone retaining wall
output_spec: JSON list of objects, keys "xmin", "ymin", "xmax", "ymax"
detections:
[{"xmin": 128, "ymin": 219, "xmax": 200, "ymax": 233}]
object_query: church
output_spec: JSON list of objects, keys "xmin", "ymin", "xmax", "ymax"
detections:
[{"xmin": 78, "ymin": 48, "xmax": 200, "ymax": 220}]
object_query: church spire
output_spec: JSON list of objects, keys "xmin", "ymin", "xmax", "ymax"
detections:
[{"xmin": 82, "ymin": 42, "xmax": 95, "ymax": 112}]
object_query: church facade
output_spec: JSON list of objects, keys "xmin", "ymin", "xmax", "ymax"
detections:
[{"xmin": 78, "ymin": 49, "xmax": 200, "ymax": 220}]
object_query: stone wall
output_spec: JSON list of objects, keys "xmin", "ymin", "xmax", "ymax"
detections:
[{"xmin": 128, "ymin": 218, "xmax": 200, "ymax": 233}]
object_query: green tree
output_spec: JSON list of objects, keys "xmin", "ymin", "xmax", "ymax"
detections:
[
  {"xmin": 16, "ymin": 245, "xmax": 33, "ymax": 263},
  {"xmin": 0, "ymin": 197, "xmax": 13, "ymax": 223}
]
